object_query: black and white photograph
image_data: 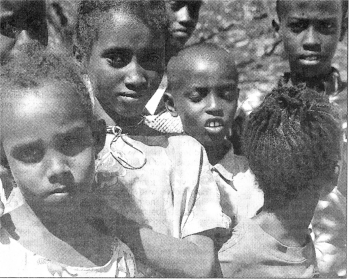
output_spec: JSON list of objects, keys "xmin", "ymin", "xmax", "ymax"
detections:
[{"xmin": 0, "ymin": 0, "xmax": 347, "ymax": 277}]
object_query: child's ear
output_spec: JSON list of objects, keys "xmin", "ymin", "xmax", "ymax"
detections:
[
  {"xmin": 163, "ymin": 93, "xmax": 178, "ymax": 117},
  {"xmin": 272, "ymin": 19, "xmax": 280, "ymax": 35},
  {"xmin": 93, "ymin": 119, "xmax": 106, "ymax": 154}
]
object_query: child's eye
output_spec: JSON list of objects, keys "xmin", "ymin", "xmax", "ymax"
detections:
[
  {"xmin": 105, "ymin": 51, "xmax": 132, "ymax": 68},
  {"xmin": 220, "ymin": 89, "xmax": 237, "ymax": 102},
  {"xmin": 317, "ymin": 21, "xmax": 337, "ymax": 34},
  {"xmin": 12, "ymin": 146, "xmax": 44, "ymax": 164},
  {"xmin": 0, "ymin": 20, "xmax": 21, "ymax": 38},
  {"xmin": 169, "ymin": 1, "xmax": 184, "ymax": 11},
  {"xmin": 59, "ymin": 134, "xmax": 92, "ymax": 157},
  {"xmin": 139, "ymin": 51, "xmax": 163, "ymax": 70},
  {"xmin": 288, "ymin": 21, "xmax": 308, "ymax": 33},
  {"xmin": 187, "ymin": 88, "xmax": 208, "ymax": 103}
]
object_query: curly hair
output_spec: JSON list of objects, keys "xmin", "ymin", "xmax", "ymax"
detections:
[
  {"xmin": 0, "ymin": 45, "xmax": 93, "ymax": 125},
  {"xmin": 243, "ymin": 84, "xmax": 341, "ymax": 211},
  {"xmin": 75, "ymin": 0, "xmax": 168, "ymax": 59}
]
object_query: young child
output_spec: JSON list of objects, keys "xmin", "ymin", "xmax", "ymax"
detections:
[
  {"xmin": 0, "ymin": 0, "xmax": 49, "ymax": 212},
  {"xmin": 0, "ymin": 49, "xmax": 136, "ymax": 277},
  {"xmin": 0, "ymin": 0, "xmax": 48, "ymax": 64},
  {"xmin": 144, "ymin": 0, "xmax": 203, "ymax": 130},
  {"xmin": 165, "ymin": 43, "xmax": 264, "ymax": 228},
  {"xmin": 274, "ymin": 0, "xmax": 347, "ymax": 275},
  {"xmin": 74, "ymin": 1, "xmax": 229, "ymax": 277},
  {"xmin": 219, "ymin": 84, "xmax": 341, "ymax": 278}
]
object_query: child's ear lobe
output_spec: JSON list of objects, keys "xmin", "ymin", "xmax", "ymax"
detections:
[
  {"xmin": 93, "ymin": 119, "xmax": 107, "ymax": 154},
  {"xmin": 272, "ymin": 19, "xmax": 280, "ymax": 34},
  {"xmin": 163, "ymin": 93, "xmax": 178, "ymax": 117}
]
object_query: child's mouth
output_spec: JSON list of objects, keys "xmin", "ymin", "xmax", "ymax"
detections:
[
  {"xmin": 118, "ymin": 92, "xmax": 143, "ymax": 100},
  {"xmin": 205, "ymin": 119, "xmax": 225, "ymax": 133},
  {"xmin": 299, "ymin": 54, "xmax": 323, "ymax": 65}
]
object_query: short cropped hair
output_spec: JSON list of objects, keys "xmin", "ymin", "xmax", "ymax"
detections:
[
  {"xmin": 243, "ymin": 84, "xmax": 341, "ymax": 211},
  {"xmin": 0, "ymin": 46, "xmax": 93, "ymax": 125},
  {"xmin": 276, "ymin": 0, "xmax": 348, "ymax": 25},
  {"xmin": 75, "ymin": 0, "xmax": 168, "ymax": 58}
]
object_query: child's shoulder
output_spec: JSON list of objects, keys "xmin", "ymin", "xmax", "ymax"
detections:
[
  {"xmin": 216, "ymin": 146, "xmax": 250, "ymax": 175},
  {"xmin": 166, "ymin": 133, "xmax": 203, "ymax": 147}
]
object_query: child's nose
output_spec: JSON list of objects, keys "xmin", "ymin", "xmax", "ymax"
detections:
[
  {"xmin": 45, "ymin": 151, "xmax": 71, "ymax": 182},
  {"xmin": 303, "ymin": 26, "xmax": 321, "ymax": 51},
  {"xmin": 177, "ymin": 6, "xmax": 192, "ymax": 24},
  {"xmin": 124, "ymin": 60, "xmax": 148, "ymax": 91},
  {"xmin": 206, "ymin": 93, "xmax": 224, "ymax": 116}
]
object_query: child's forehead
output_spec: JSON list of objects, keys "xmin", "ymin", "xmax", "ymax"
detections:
[
  {"xmin": 3, "ymin": 81, "xmax": 82, "ymax": 112},
  {"xmin": 279, "ymin": 0, "xmax": 343, "ymax": 18},
  {"xmin": 169, "ymin": 49, "xmax": 238, "ymax": 84}
]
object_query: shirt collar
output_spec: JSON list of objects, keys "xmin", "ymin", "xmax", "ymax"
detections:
[
  {"xmin": 279, "ymin": 67, "xmax": 347, "ymax": 96},
  {"xmin": 211, "ymin": 145, "xmax": 236, "ymax": 182}
]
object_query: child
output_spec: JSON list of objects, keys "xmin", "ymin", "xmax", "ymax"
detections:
[
  {"xmin": 0, "ymin": 0, "xmax": 48, "ymax": 64},
  {"xmin": 165, "ymin": 43, "xmax": 264, "ymax": 228},
  {"xmin": 274, "ymin": 0, "xmax": 347, "ymax": 275},
  {"xmin": 219, "ymin": 84, "xmax": 341, "ymax": 278},
  {"xmin": 0, "ymin": 0, "xmax": 49, "ymax": 211},
  {"xmin": 0, "ymin": 49, "xmax": 136, "ymax": 277},
  {"xmin": 75, "ymin": 1, "xmax": 229, "ymax": 277},
  {"xmin": 144, "ymin": 0, "xmax": 203, "ymax": 129}
]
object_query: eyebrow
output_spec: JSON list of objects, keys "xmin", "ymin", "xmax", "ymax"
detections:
[{"xmin": 10, "ymin": 125, "xmax": 89, "ymax": 152}]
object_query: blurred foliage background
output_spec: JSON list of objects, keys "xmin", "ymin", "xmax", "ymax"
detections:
[{"xmin": 46, "ymin": 0, "xmax": 348, "ymax": 111}]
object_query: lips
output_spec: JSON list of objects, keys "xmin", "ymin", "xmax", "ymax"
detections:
[
  {"xmin": 298, "ymin": 54, "xmax": 324, "ymax": 64},
  {"xmin": 51, "ymin": 185, "xmax": 76, "ymax": 195},
  {"xmin": 118, "ymin": 92, "xmax": 144, "ymax": 99},
  {"xmin": 204, "ymin": 118, "xmax": 225, "ymax": 134}
]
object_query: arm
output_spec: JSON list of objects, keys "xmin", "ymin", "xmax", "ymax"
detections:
[
  {"xmin": 311, "ymin": 187, "xmax": 346, "ymax": 277},
  {"xmin": 110, "ymin": 212, "xmax": 216, "ymax": 278}
]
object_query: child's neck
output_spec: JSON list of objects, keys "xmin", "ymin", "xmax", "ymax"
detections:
[
  {"xmin": 254, "ymin": 187, "xmax": 320, "ymax": 247},
  {"xmin": 204, "ymin": 140, "xmax": 231, "ymax": 166},
  {"xmin": 290, "ymin": 68, "xmax": 333, "ymax": 90}
]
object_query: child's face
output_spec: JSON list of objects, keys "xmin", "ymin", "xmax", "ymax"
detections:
[
  {"xmin": 86, "ymin": 12, "xmax": 165, "ymax": 119},
  {"xmin": 0, "ymin": 0, "xmax": 47, "ymax": 63},
  {"xmin": 169, "ymin": 53, "xmax": 238, "ymax": 147},
  {"xmin": 278, "ymin": 0, "xmax": 343, "ymax": 78},
  {"xmin": 166, "ymin": 0, "xmax": 202, "ymax": 47},
  {"xmin": 1, "ymin": 82, "xmax": 99, "ymax": 212}
]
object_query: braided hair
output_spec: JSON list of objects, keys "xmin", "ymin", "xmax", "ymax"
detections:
[{"xmin": 243, "ymin": 84, "xmax": 341, "ymax": 210}]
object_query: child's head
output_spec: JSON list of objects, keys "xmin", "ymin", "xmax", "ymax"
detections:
[
  {"xmin": 75, "ymin": 0, "xmax": 167, "ymax": 120},
  {"xmin": 0, "ymin": 0, "xmax": 48, "ymax": 64},
  {"xmin": 165, "ymin": 0, "xmax": 202, "ymax": 50},
  {"xmin": 274, "ymin": 0, "xmax": 347, "ymax": 78},
  {"xmin": 166, "ymin": 43, "xmax": 239, "ymax": 148},
  {"xmin": 0, "ymin": 49, "xmax": 105, "ymax": 213},
  {"xmin": 243, "ymin": 84, "xmax": 341, "ymax": 211}
]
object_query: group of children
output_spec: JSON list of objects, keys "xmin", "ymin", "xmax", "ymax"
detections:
[{"xmin": 0, "ymin": 0, "xmax": 347, "ymax": 277}]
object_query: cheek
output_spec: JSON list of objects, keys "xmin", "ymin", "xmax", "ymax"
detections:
[
  {"xmin": 8, "ymin": 161, "xmax": 42, "ymax": 195},
  {"xmin": 70, "ymin": 148, "xmax": 96, "ymax": 184},
  {"xmin": 147, "ymin": 70, "xmax": 163, "ymax": 89},
  {"xmin": 0, "ymin": 36, "xmax": 16, "ymax": 60},
  {"xmin": 181, "ymin": 107, "xmax": 205, "ymax": 133}
]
